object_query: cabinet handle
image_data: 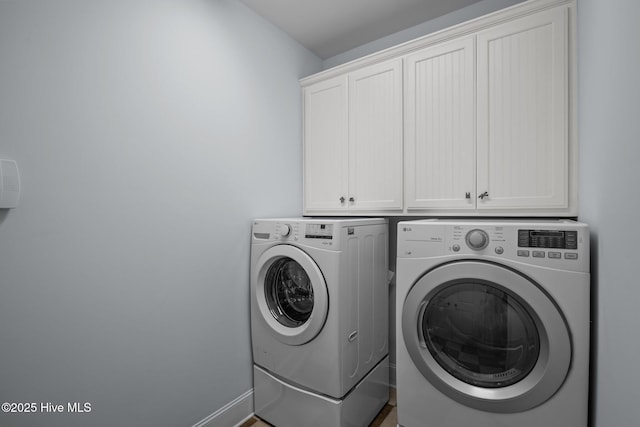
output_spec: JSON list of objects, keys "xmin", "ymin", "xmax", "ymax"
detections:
[
  {"xmin": 465, "ymin": 192, "xmax": 471, "ymax": 199},
  {"xmin": 478, "ymin": 191, "xmax": 489, "ymax": 200},
  {"xmin": 340, "ymin": 196, "xmax": 345, "ymax": 203},
  {"xmin": 349, "ymin": 197, "xmax": 355, "ymax": 203}
]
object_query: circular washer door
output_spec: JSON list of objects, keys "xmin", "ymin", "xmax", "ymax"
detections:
[
  {"xmin": 254, "ymin": 245, "xmax": 328, "ymax": 346},
  {"xmin": 402, "ymin": 260, "xmax": 571, "ymax": 413}
]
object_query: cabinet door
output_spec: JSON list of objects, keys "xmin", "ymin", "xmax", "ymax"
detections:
[
  {"xmin": 477, "ymin": 6, "xmax": 568, "ymax": 210},
  {"xmin": 405, "ymin": 36, "xmax": 476, "ymax": 210},
  {"xmin": 303, "ymin": 76, "xmax": 348, "ymax": 212},
  {"xmin": 348, "ymin": 59, "xmax": 403, "ymax": 211}
]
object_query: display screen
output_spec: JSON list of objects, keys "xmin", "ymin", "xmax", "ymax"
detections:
[
  {"xmin": 518, "ymin": 230, "xmax": 577, "ymax": 249},
  {"xmin": 305, "ymin": 223, "xmax": 333, "ymax": 239}
]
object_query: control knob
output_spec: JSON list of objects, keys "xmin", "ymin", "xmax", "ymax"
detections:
[
  {"xmin": 280, "ymin": 224, "xmax": 291, "ymax": 237},
  {"xmin": 466, "ymin": 229, "xmax": 489, "ymax": 250}
]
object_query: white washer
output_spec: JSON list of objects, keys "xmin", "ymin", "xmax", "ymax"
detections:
[
  {"xmin": 396, "ymin": 219, "xmax": 590, "ymax": 427},
  {"xmin": 251, "ymin": 218, "xmax": 390, "ymax": 427}
]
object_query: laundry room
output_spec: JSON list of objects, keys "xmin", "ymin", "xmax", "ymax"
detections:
[{"xmin": 0, "ymin": 0, "xmax": 638, "ymax": 427}]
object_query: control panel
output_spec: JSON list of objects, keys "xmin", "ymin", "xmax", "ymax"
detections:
[
  {"xmin": 274, "ymin": 223, "xmax": 336, "ymax": 241},
  {"xmin": 252, "ymin": 220, "xmax": 339, "ymax": 248},
  {"xmin": 397, "ymin": 220, "xmax": 589, "ymax": 272},
  {"xmin": 252, "ymin": 218, "xmax": 387, "ymax": 252}
]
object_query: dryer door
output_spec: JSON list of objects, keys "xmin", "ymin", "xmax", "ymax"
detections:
[
  {"xmin": 254, "ymin": 245, "xmax": 329, "ymax": 346},
  {"xmin": 402, "ymin": 260, "xmax": 571, "ymax": 413}
]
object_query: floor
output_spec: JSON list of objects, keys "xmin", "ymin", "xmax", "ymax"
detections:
[{"xmin": 240, "ymin": 388, "xmax": 397, "ymax": 427}]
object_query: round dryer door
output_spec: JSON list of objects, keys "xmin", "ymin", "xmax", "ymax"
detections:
[
  {"xmin": 254, "ymin": 245, "xmax": 328, "ymax": 346},
  {"xmin": 402, "ymin": 260, "xmax": 571, "ymax": 413}
]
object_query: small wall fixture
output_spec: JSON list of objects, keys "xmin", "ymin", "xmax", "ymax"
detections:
[{"xmin": 0, "ymin": 159, "xmax": 20, "ymax": 208}]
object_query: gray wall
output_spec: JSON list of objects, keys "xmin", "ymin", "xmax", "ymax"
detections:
[
  {"xmin": 0, "ymin": 1, "xmax": 320, "ymax": 426},
  {"xmin": 578, "ymin": 0, "xmax": 640, "ymax": 425},
  {"xmin": 322, "ymin": 0, "xmax": 526, "ymax": 69}
]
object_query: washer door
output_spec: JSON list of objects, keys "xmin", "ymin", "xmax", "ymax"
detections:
[
  {"xmin": 402, "ymin": 260, "xmax": 571, "ymax": 413},
  {"xmin": 254, "ymin": 245, "xmax": 329, "ymax": 346}
]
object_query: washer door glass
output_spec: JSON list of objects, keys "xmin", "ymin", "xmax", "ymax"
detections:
[
  {"xmin": 423, "ymin": 282, "xmax": 540, "ymax": 388},
  {"xmin": 254, "ymin": 244, "xmax": 329, "ymax": 346},
  {"xmin": 402, "ymin": 260, "xmax": 571, "ymax": 413},
  {"xmin": 265, "ymin": 257, "xmax": 314, "ymax": 327}
]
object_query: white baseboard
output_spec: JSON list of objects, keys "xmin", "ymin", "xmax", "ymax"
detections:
[{"xmin": 193, "ymin": 389, "xmax": 254, "ymax": 427}]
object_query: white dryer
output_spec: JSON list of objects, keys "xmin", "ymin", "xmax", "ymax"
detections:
[
  {"xmin": 396, "ymin": 219, "xmax": 590, "ymax": 427},
  {"xmin": 251, "ymin": 218, "xmax": 389, "ymax": 427}
]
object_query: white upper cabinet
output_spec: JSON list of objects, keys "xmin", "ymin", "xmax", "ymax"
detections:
[
  {"xmin": 348, "ymin": 60, "xmax": 403, "ymax": 211},
  {"xmin": 303, "ymin": 59, "xmax": 403, "ymax": 214},
  {"xmin": 405, "ymin": 36, "xmax": 476, "ymax": 210},
  {"xmin": 302, "ymin": 0, "xmax": 577, "ymax": 216},
  {"xmin": 476, "ymin": 6, "xmax": 569, "ymax": 210},
  {"xmin": 303, "ymin": 76, "xmax": 348, "ymax": 212}
]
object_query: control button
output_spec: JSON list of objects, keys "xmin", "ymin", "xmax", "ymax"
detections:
[
  {"xmin": 566, "ymin": 231, "xmax": 578, "ymax": 249},
  {"xmin": 466, "ymin": 229, "xmax": 489, "ymax": 250},
  {"xmin": 495, "ymin": 246, "xmax": 504, "ymax": 255},
  {"xmin": 452, "ymin": 244, "xmax": 461, "ymax": 252},
  {"xmin": 548, "ymin": 252, "xmax": 561, "ymax": 259},
  {"xmin": 565, "ymin": 253, "xmax": 579, "ymax": 260},
  {"xmin": 533, "ymin": 251, "xmax": 546, "ymax": 258},
  {"xmin": 517, "ymin": 250, "xmax": 530, "ymax": 257}
]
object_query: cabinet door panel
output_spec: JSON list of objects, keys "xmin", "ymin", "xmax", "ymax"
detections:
[
  {"xmin": 303, "ymin": 76, "xmax": 348, "ymax": 212},
  {"xmin": 348, "ymin": 59, "xmax": 403, "ymax": 211},
  {"xmin": 477, "ymin": 6, "xmax": 568, "ymax": 209},
  {"xmin": 405, "ymin": 37, "xmax": 476, "ymax": 210}
]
